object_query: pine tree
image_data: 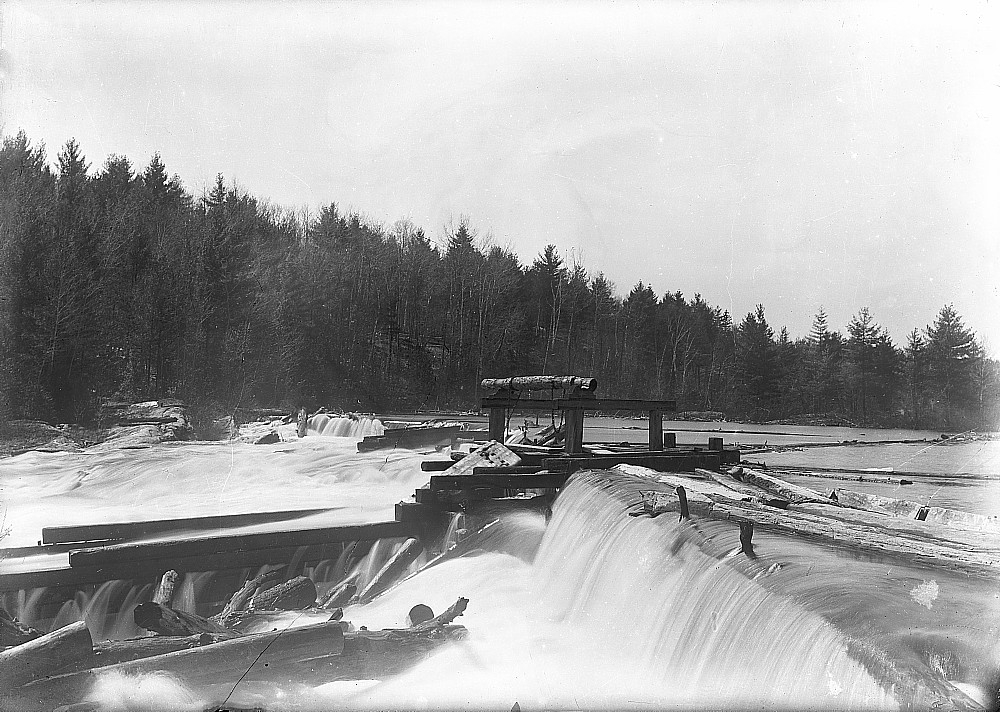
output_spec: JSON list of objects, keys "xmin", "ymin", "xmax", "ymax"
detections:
[{"xmin": 924, "ymin": 304, "xmax": 983, "ymax": 428}]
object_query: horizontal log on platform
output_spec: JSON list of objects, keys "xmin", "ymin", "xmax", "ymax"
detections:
[
  {"xmin": 544, "ymin": 453, "xmax": 722, "ymax": 473},
  {"xmin": 481, "ymin": 397, "xmax": 676, "ymax": 412},
  {"xmin": 430, "ymin": 473, "xmax": 568, "ymax": 490},
  {"xmin": 735, "ymin": 467, "xmax": 832, "ymax": 504},
  {"xmin": 481, "ymin": 375, "xmax": 597, "ymax": 392},
  {"xmin": 68, "ymin": 521, "xmax": 417, "ymax": 569},
  {"xmin": 696, "ymin": 468, "xmax": 790, "ymax": 508},
  {"xmin": 41, "ymin": 508, "xmax": 337, "ymax": 545}
]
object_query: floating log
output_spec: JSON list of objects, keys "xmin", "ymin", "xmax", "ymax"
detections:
[
  {"xmin": 213, "ymin": 569, "xmax": 284, "ymax": 625},
  {"xmin": 251, "ymin": 575, "xmax": 317, "ymax": 610},
  {"xmin": 24, "ymin": 620, "xmax": 346, "ymax": 699},
  {"xmin": 481, "ymin": 376, "xmax": 597, "ymax": 392},
  {"xmin": 152, "ymin": 569, "xmax": 179, "ymax": 606},
  {"xmin": 444, "ymin": 440, "xmax": 522, "ymax": 476},
  {"xmin": 696, "ymin": 468, "xmax": 790, "ymax": 508},
  {"xmin": 1, "ymin": 608, "xmax": 41, "ymax": 647},
  {"xmin": 354, "ymin": 538, "xmax": 425, "ymax": 604},
  {"xmin": 0, "ymin": 621, "xmax": 92, "ymax": 688},
  {"xmin": 744, "ymin": 462, "xmax": 918, "ymax": 485},
  {"xmin": 133, "ymin": 602, "xmax": 236, "ymax": 637},
  {"xmin": 68, "ymin": 520, "xmax": 418, "ymax": 568},
  {"xmin": 921, "ymin": 506, "xmax": 1000, "ymax": 533},
  {"xmin": 42, "ymin": 507, "xmax": 336, "ymax": 545},
  {"xmin": 735, "ymin": 467, "xmax": 831, "ymax": 504},
  {"xmin": 831, "ymin": 489, "xmax": 925, "ymax": 518}
]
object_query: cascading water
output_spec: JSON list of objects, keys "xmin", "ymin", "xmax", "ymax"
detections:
[{"xmin": 308, "ymin": 414, "xmax": 385, "ymax": 438}]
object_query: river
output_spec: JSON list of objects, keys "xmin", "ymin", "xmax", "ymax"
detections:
[{"xmin": 0, "ymin": 417, "xmax": 996, "ymax": 710}]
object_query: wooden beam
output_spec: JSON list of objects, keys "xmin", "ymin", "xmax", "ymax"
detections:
[
  {"xmin": 429, "ymin": 473, "xmax": 569, "ymax": 490},
  {"xmin": 68, "ymin": 521, "xmax": 417, "ymax": 569},
  {"xmin": 41, "ymin": 508, "xmax": 336, "ymax": 545},
  {"xmin": 357, "ymin": 425, "xmax": 461, "ymax": 452},
  {"xmin": 480, "ymin": 397, "xmax": 677, "ymax": 412},
  {"xmin": 648, "ymin": 410, "xmax": 663, "ymax": 451},
  {"xmin": 545, "ymin": 453, "xmax": 722, "ymax": 472}
]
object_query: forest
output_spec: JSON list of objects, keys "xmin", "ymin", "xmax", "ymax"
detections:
[{"xmin": 1, "ymin": 132, "xmax": 997, "ymax": 432}]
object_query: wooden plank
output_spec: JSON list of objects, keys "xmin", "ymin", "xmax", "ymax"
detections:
[
  {"xmin": 357, "ymin": 425, "xmax": 461, "ymax": 452},
  {"xmin": 419, "ymin": 460, "xmax": 454, "ymax": 471},
  {"xmin": 696, "ymin": 468, "xmax": 790, "ymax": 508},
  {"xmin": 430, "ymin": 473, "xmax": 569, "ymax": 490},
  {"xmin": 41, "ymin": 508, "xmax": 336, "ymax": 545},
  {"xmin": 441, "ymin": 440, "xmax": 521, "ymax": 476},
  {"xmin": 922, "ymin": 506, "xmax": 1000, "ymax": 533},
  {"xmin": 471, "ymin": 466, "xmax": 546, "ymax": 475},
  {"xmin": 0, "ymin": 544, "xmax": 351, "ymax": 592},
  {"xmin": 68, "ymin": 521, "xmax": 417, "ymax": 569}
]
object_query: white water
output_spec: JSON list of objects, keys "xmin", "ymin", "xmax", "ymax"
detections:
[{"xmin": 1, "ymin": 424, "xmax": 996, "ymax": 710}]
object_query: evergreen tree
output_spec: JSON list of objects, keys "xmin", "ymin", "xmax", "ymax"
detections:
[{"xmin": 924, "ymin": 304, "xmax": 983, "ymax": 428}]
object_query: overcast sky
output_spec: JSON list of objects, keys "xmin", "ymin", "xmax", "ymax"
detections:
[{"xmin": 3, "ymin": 1, "xmax": 998, "ymax": 347}]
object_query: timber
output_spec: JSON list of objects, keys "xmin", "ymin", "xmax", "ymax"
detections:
[
  {"xmin": 213, "ymin": 569, "xmax": 283, "ymax": 625},
  {"xmin": 735, "ymin": 466, "xmax": 831, "ymax": 504},
  {"xmin": 831, "ymin": 488, "xmax": 925, "ymax": 518},
  {"xmin": 133, "ymin": 602, "xmax": 236, "ymax": 637},
  {"xmin": 1, "ymin": 608, "xmax": 41, "ymax": 647},
  {"xmin": 697, "ymin": 468, "xmax": 790, "ymax": 508},
  {"xmin": 152, "ymin": 569, "xmax": 179, "ymax": 606},
  {"xmin": 41, "ymin": 507, "xmax": 335, "ymax": 545},
  {"xmin": 481, "ymin": 376, "xmax": 597, "ymax": 392},
  {"xmin": 0, "ymin": 621, "xmax": 92, "ymax": 688},
  {"xmin": 546, "ymin": 453, "xmax": 722, "ymax": 473},
  {"xmin": 481, "ymin": 397, "xmax": 677, "ymax": 412},
  {"xmin": 67, "ymin": 520, "xmax": 418, "ymax": 568},
  {"xmin": 442, "ymin": 440, "xmax": 521, "ymax": 476},
  {"xmin": 354, "ymin": 538, "xmax": 425, "ymax": 603},
  {"xmin": 84, "ymin": 633, "xmax": 232, "ymax": 668},
  {"xmin": 357, "ymin": 425, "xmax": 461, "ymax": 452},
  {"xmin": 250, "ymin": 575, "xmax": 318, "ymax": 610},
  {"xmin": 430, "ymin": 472, "xmax": 569, "ymax": 490}
]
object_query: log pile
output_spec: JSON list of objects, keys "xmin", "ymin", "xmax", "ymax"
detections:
[{"xmin": 0, "ymin": 564, "xmax": 470, "ymax": 709}]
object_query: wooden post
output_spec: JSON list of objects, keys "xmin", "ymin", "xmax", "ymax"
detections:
[
  {"xmin": 739, "ymin": 521, "xmax": 756, "ymax": 558},
  {"xmin": 296, "ymin": 407, "xmax": 308, "ymax": 438},
  {"xmin": 563, "ymin": 407, "xmax": 584, "ymax": 455},
  {"xmin": 676, "ymin": 486, "xmax": 689, "ymax": 520},
  {"xmin": 648, "ymin": 410, "xmax": 663, "ymax": 451},
  {"xmin": 708, "ymin": 437, "xmax": 724, "ymax": 451},
  {"xmin": 488, "ymin": 407, "xmax": 506, "ymax": 442},
  {"xmin": 664, "ymin": 432, "xmax": 677, "ymax": 448}
]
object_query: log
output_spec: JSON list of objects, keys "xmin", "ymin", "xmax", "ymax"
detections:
[
  {"xmin": 480, "ymin": 376, "xmax": 598, "ymax": 392},
  {"xmin": 354, "ymin": 538, "xmax": 425, "ymax": 604},
  {"xmin": 42, "ymin": 507, "xmax": 336, "ymax": 545},
  {"xmin": 735, "ymin": 466, "xmax": 832, "ymax": 504},
  {"xmin": 296, "ymin": 407, "xmax": 308, "ymax": 438},
  {"xmin": 25, "ymin": 620, "xmax": 346, "ymax": 699},
  {"xmin": 224, "ymin": 608, "xmax": 342, "ymax": 634},
  {"xmin": 84, "ymin": 633, "xmax": 231, "ymax": 668},
  {"xmin": 1, "ymin": 608, "xmax": 41, "ymax": 647},
  {"xmin": 921, "ymin": 506, "xmax": 1000, "ymax": 533},
  {"xmin": 318, "ymin": 571, "xmax": 360, "ymax": 609},
  {"xmin": 152, "ymin": 569, "xmax": 179, "ymax": 606},
  {"xmin": 250, "ymin": 575, "xmax": 317, "ymax": 610},
  {"xmin": 831, "ymin": 488, "xmax": 925, "ymax": 518},
  {"xmin": 0, "ymin": 621, "xmax": 92, "ymax": 688},
  {"xmin": 213, "ymin": 569, "xmax": 283, "ymax": 625},
  {"xmin": 410, "ymin": 597, "xmax": 468, "ymax": 632},
  {"xmin": 133, "ymin": 602, "xmax": 236, "ymax": 637},
  {"xmin": 696, "ymin": 468, "xmax": 790, "ymax": 508},
  {"xmin": 444, "ymin": 441, "xmax": 521, "ymax": 477}
]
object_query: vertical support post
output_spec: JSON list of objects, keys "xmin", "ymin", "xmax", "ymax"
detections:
[
  {"xmin": 708, "ymin": 436, "xmax": 724, "ymax": 452},
  {"xmin": 648, "ymin": 409, "xmax": 663, "ymax": 451},
  {"xmin": 676, "ymin": 485, "xmax": 689, "ymax": 521},
  {"xmin": 488, "ymin": 407, "xmax": 506, "ymax": 442},
  {"xmin": 739, "ymin": 521, "xmax": 756, "ymax": 558},
  {"xmin": 563, "ymin": 407, "xmax": 584, "ymax": 455},
  {"xmin": 664, "ymin": 432, "xmax": 677, "ymax": 448}
]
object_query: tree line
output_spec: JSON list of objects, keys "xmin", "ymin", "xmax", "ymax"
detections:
[{"xmin": 1, "ymin": 133, "xmax": 997, "ymax": 431}]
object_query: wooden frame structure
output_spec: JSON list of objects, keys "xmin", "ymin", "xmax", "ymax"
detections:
[{"xmin": 481, "ymin": 375, "xmax": 676, "ymax": 454}]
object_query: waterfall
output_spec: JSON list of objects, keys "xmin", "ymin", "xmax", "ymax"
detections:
[{"xmin": 307, "ymin": 414, "xmax": 384, "ymax": 438}]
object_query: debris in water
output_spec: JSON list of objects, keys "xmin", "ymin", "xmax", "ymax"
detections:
[{"xmin": 909, "ymin": 580, "xmax": 939, "ymax": 609}]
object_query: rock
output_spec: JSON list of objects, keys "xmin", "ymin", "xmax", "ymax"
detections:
[{"xmin": 254, "ymin": 430, "xmax": 281, "ymax": 445}]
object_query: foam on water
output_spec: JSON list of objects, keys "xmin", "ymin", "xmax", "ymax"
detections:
[{"xmin": 308, "ymin": 414, "xmax": 384, "ymax": 438}]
